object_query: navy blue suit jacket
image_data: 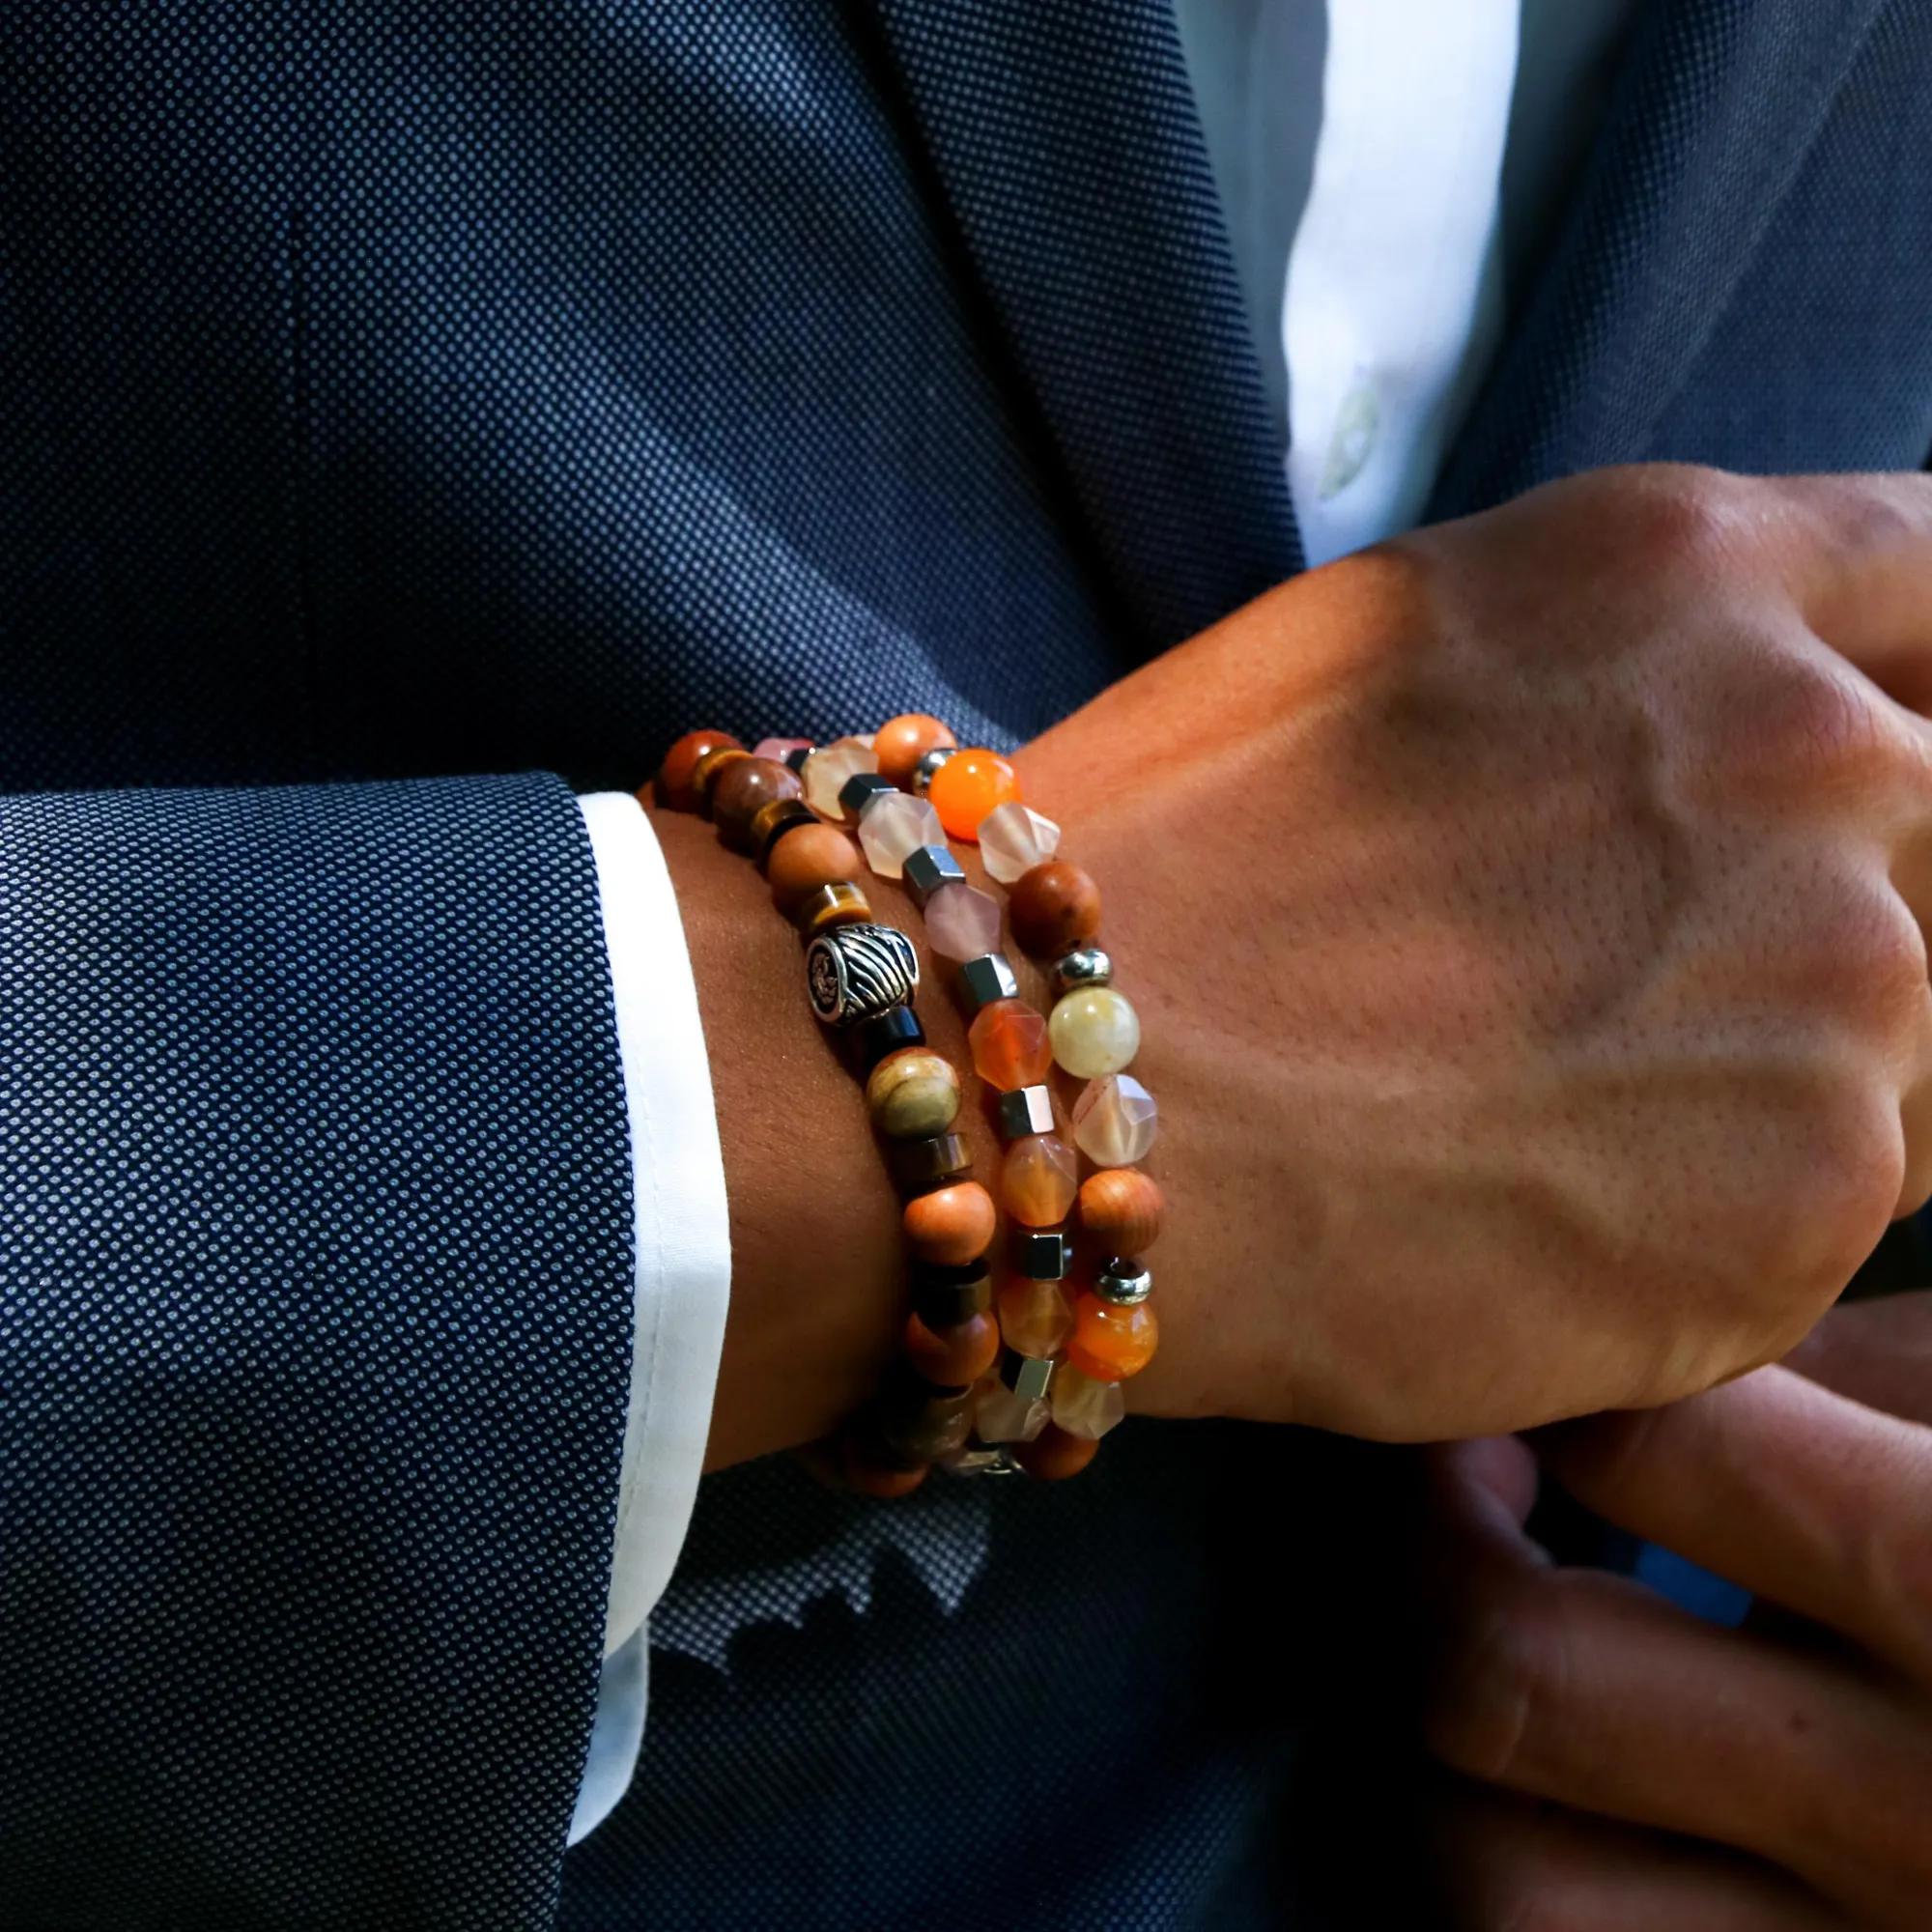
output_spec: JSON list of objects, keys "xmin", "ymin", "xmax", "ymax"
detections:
[{"xmin": 4, "ymin": 3, "xmax": 1931, "ymax": 1925}]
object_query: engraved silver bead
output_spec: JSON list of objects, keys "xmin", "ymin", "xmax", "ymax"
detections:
[
  {"xmin": 1094, "ymin": 1258, "xmax": 1153, "ymax": 1307},
  {"xmin": 838, "ymin": 769, "xmax": 897, "ymax": 818},
  {"xmin": 956, "ymin": 952, "xmax": 1019, "ymax": 1015},
  {"xmin": 996, "ymin": 1085, "xmax": 1056, "ymax": 1141},
  {"xmin": 1010, "ymin": 1228, "xmax": 1073, "ymax": 1280},
  {"xmin": 1052, "ymin": 947, "xmax": 1114, "ymax": 996},
  {"xmin": 1000, "ymin": 1351, "xmax": 1056, "ymax": 1401},
  {"xmin": 912, "ymin": 746, "xmax": 958, "ymax": 795},
  {"xmin": 901, "ymin": 842, "xmax": 967, "ymax": 910},
  {"xmin": 805, "ymin": 923, "xmax": 920, "ymax": 1027}
]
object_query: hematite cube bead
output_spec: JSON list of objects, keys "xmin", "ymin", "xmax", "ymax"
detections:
[
  {"xmin": 839, "ymin": 769, "xmax": 897, "ymax": 818},
  {"xmin": 956, "ymin": 952, "xmax": 1020, "ymax": 1016},
  {"xmin": 781, "ymin": 745, "xmax": 814, "ymax": 775},
  {"xmin": 1094, "ymin": 1257, "xmax": 1153, "ymax": 1307},
  {"xmin": 1010, "ymin": 1228, "xmax": 1073, "ymax": 1280},
  {"xmin": 995, "ymin": 1085, "xmax": 1056, "ymax": 1141},
  {"xmin": 911, "ymin": 1262, "xmax": 993, "ymax": 1330},
  {"xmin": 1000, "ymin": 1350, "xmax": 1056, "ymax": 1402},
  {"xmin": 846, "ymin": 1006, "xmax": 924, "ymax": 1074},
  {"xmin": 902, "ymin": 843, "xmax": 967, "ymax": 911},
  {"xmin": 888, "ymin": 1131, "xmax": 973, "ymax": 1197}
]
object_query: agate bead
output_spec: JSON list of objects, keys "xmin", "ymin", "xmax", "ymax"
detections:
[
  {"xmin": 873, "ymin": 713, "xmax": 959, "ymax": 786},
  {"xmin": 767, "ymin": 821, "xmax": 864, "ymax": 914},
  {"xmin": 1049, "ymin": 985, "xmax": 1141, "ymax": 1079},
  {"xmin": 926, "ymin": 747, "xmax": 1020, "ymax": 842},
  {"xmin": 924, "ymin": 881, "xmax": 1003, "ymax": 961},
  {"xmin": 978, "ymin": 801, "xmax": 1062, "ymax": 886},
  {"xmin": 972, "ymin": 1378, "xmax": 1050, "ymax": 1444},
  {"xmin": 903, "ymin": 1309, "xmax": 1000, "ymax": 1388},
  {"xmin": 996, "ymin": 1275, "xmax": 1076, "ymax": 1358},
  {"xmin": 710, "ymin": 756, "xmax": 803, "ymax": 854},
  {"xmin": 1077, "ymin": 1168, "xmax": 1165, "ymax": 1252},
  {"xmin": 1009, "ymin": 861, "xmax": 1102, "ymax": 958},
  {"xmin": 968, "ymin": 999, "xmax": 1053, "ymax": 1092},
  {"xmin": 1000, "ymin": 1132, "xmax": 1079, "ymax": 1229},
  {"xmin": 1066, "ymin": 1292, "xmax": 1158, "ymax": 1383},
  {"xmin": 656, "ymin": 728, "xmax": 744, "ymax": 812},
  {"xmin": 857, "ymin": 789, "xmax": 945, "ymax": 880},
  {"xmin": 803, "ymin": 739, "xmax": 881, "ymax": 820},
  {"xmin": 1013, "ymin": 1425, "xmax": 1100, "ymax": 1482},
  {"xmin": 1070, "ymin": 1073, "xmax": 1159, "ymax": 1167},
  {"xmin": 865, "ymin": 1047, "xmax": 961, "ymax": 1140},
  {"xmin": 902, "ymin": 1180, "xmax": 996, "ymax": 1266},
  {"xmin": 1050, "ymin": 1364, "xmax": 1128, "ymax": 1440}
]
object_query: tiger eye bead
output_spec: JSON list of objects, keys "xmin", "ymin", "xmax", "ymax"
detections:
[
  {"xmin": 902, "ymin": 1181, "xmax": 997, "ymax": 1266},
  {"xmin": 874, "ymin": 713, "xmax": 959, "ymax": 787},
  {"xmin": 791, "ymin": 881, "xmax": 873, "ymax": 934},
  {"xmin": 996, "ymin": 1275, "xmax": 1076, "ymax": 1358},
  {"xmin": 926, "ymin": 747, "xmax": 1020, "ymax": 842},
  {"xmin": 1013, "ymin": 1424, "xmax": 1100, "ymax": 1481},
  {"xmin": 656, "ymin": 728, "xmax": 744, "ymax": 812},
  {"xmin": 1066, "ymin": 1292, "xmax": 1159, "ymax": 1383},
  {"xmin": 1009, "ymin": 861, "xmax": 1103, "ymax": 958},
  {"xmin": 691, "ymin": 745, "xmax": 753, "ymax": 816},
  {"xmin": 903, "ymin": 1309, "xmax": 1001, "ymax": 1388},
  {"xmin": 968, "ymin": 999, "xmax": 1053, "ymax": 1092},
  {"xmin": 767, "ymin": 821, "xmax": 865, "ymax": 914},
  {"xmin": 866, "ymin": 1048, "xmax": 961, "ymax": 1140},
  {"xmin": 1077, "ymin": 1169, "xmax": 1165, "ymax": 1252},
  {"xmin": 1000, "ymin": 1132, "xmax": 1079, "ymax": 1228},
  {"xmin": 711, "ymin": 756, "xmax": 803, "ymax": 854}
]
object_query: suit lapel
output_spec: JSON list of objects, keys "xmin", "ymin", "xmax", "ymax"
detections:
[
  {"xmin": 869, "ymin": 0, "xmax": 1301, "ymax": 654},
  {"xmin": 1434, "ymin": 0, "xmax": 1895, "ymax": 518}
]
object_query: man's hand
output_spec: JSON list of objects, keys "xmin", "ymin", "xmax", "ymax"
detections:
[
  {"xmin": 1017, "ymin": 465, "xmax": 1932, "ymax": 1438},
  {"xmin": 1419, "ymin": 1293, "xmax": 1932, "ymax": 1929}
]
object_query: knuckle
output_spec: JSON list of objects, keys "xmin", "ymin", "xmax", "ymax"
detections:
[
  {"xmin": 1721, "ymin": 650, "xmax": 1901, "ymax": 803},
  {"xmin": 1425, "ymin": 1579, "xmax": 1563, "ymax": 1786},
  {"xmin": 1597, "ymin": 463, "xmax": 1757, "ymax": 579}
]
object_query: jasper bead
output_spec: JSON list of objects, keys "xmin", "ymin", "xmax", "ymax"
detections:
[
  {"xmin": 1050, "ymin": 1364, "xmax": 1128, "ymax": 1440},
  {"xmin": 1066, "ymin": 1292, "xmax": 1159, "ymax": 1383},
  {"xmin": 656, "ymin": 728, "xmax": 744, "ymax": 812},
  {"xmin": 1049, "ymin": 986, "xmax": 1141, "ymax": 1079},
  {"xmin": 1013, "ymin": 1425, "xmax": 1100, "ymax": 1481},
  {"xmin": 866, "ymin": 1047, "xmax": 961, "ymax": 1139},
  {"xmin": 1000, "ymin": 1132, "xmax": 1079, "ymax": 1228},
  {"xmin": 711, "ymin": 756, "xmax": 803, "ymax": 854},
  {"xmin": 968, "ymin": 999, "xmax": 1053, "ymax": 1091},
  {"xmin": 1009, "ymin": 861, "xmax": 1102, "ymax": 958},
  {"xmin": 874, "ymin": 713, "xmax": 959, "ymax": 786},
  {"xmin": 902, "ymin": 1180, "xmax": 996, "ymax": 1266},
  {"xmin": 1071, "ymin": 1073, "xmax": 1159, "ymax": 1167},
  {"xmin": 996, "ymin": 1275, "xmax": 1076, "ymax": 1358},
  {"xmin": 904, "ymin": 1309, "xmax": 1000, "ymax": 1388},
  {"xmin": 1077, "ymin": 1169, "xmax": 1165, "ymax": 1252},
  {"xmin": 926, "ymin": 747, "xmax": 1020, "ymax": 842},
  {"xmin": 767, "ymin": 821, "xmax": 864, "ymax": 914}
]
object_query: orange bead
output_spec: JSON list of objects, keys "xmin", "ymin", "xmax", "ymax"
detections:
[
  {"xmin": 1013, "ymin": 1425, "xmax": 1100, "ymax": 1481},
  {"xmin": 995, "ymin": 1276, "xmax": 1075, "ymax": 1358},
  {"xmin": 903, "ymin": 1309, "xmax": 1001, "ymax": 1388},
  {"xmin": 1076, "ymin": 1169, "xmax": 1165, "ymax": 1253},
  {"xmin": 1000, "ymin": 1133, "xmax": 1079, "ymax": 1229},
  {"xmin": 968, "ymin": 999, "xmax": 1053, "ymax": 1092},
  {"xmin": 766, "ymin": 821, "xmax": 864, "ymax": 914},
  {"xmin": 1066, "ymin": 1293, "xmax": 1158, "ymax": 1382},
  {"xmin": 1009, "ymin": 861, "xmax": 1102, "ymax": 958},
  {"xmin": 873, "ymin": 713, "xmax": 959, "ymax": 786},
  {"xmin": 655, "ymin": 728, "xmax": 744, "ymax": 812},
  {"xmin": 926, "ymin": 747, "xmax": 1020, "ymax": 842},
  {"xmin": 902, "ymin": 1180, "xmax": 997, "ymax": 1266}
]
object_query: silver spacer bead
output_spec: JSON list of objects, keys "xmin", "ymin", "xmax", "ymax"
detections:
[
  {"xmin": 1000, "ymin": 1351, "xmax": 1056, "ymax": 1402},
  {"xmin": 838, "ymin": 769, "xmax": 897, "ymax": 818},
  {"xmin": 805, "ymin": 923, "xmax": 920, "ymax": 1027},
  {"xmin": 956, "ymin": 952, "xmax": 1019, "ymax": 1015},
  {"xmin": 902, "ymin": 842, "xmax": 967, "ymax": 911},
  {"xmin": 1052, "ymin": 947, "xmax": 1114, "ymax": 996},
  {"xmin": 1094, "ymin": 1258, "xmax": 1153, "ymax": 1307},
  {"xmin": 940, "ymin": 1446, "xmax": 1021, "ymax": 1477},
  {"xmin": 912, "ymin": 746, "xmax": 958, "ymax": 795},
  {"xmin": 996, "ymin": 1085, "xmax": 1056, "ymax": 1141},
  {"xmin": 1010, "ymin": 1228, "xmax": 1073, "ymax": 1280}
]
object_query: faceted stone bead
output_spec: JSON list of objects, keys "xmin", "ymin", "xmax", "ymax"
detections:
[
  {"xmin": 1077, "ymin": 1168, "xmax": 1166, "ymax": 1253},
  {"xmin": 978, "ymin": 802, "xmax": 1062, "ymax": 885},
  {"xmin": 873, "ymin": 713, "xmax": 958, "ymax": 786},
  {"xmin": 1013, "ymin": 1425, "xmax": 1101, "ymax": 1481},
  {"xmin": 766, "ymin": 820, "xmax": 864, "ymax": 913},
  {"xmin": 1049, "ymin": 986, "xmax": 1141, "ymax": 1079},
  {"xmin": 1066, "ymin": 1293, "xmax": 1159, "ymax": 1383},
  {"xmin": 865, "ymin": 1047, "xmax": 961, "ymax": 1140},
  {"xmin": 656, "ymin": 728, "xmax": 743, "ymax": 811},
  {"xmin": 752, "ymin": 736, "xmax": 812, "ymax": 764},
  {"xmin": 1009, "ymin": 861, "xmax": 1103, "ymax": 958},
  {"xmin": 968, "ymin": 999, "xmax": 1053, "ymax": 1091},
  {"xmin": 1070, "ymin": 1073, "xmax": 1159, "ymax": 1167},
  {"xmin": 1000, "ymin": 1132, "xmax": 1079, "ymax": 1229},
  {"xmin": 973, "ymin": 1378, "xmax": 1050, "ymax": 1444},
  {"xmin": 902, "ymin": 1180, "xmax": 996, "ymax": 1266},
  {"xmin": 803, "ymin": 739, "xmax": 880, "ymax": 820},
  {"xmin": 857, "ymin": 790, "xmax": 945, "ymax": 880},
  {"xmin": 924, "ymin": 881, "xmax": 1003, "ymax": 961},
  {"xmin": 1050, "ymin": 1363, "xmax": 1128, "ymax": 1439},
  {"xmin": 926, "ymin": 747, "xmax": 1020, "ymax": 842},
  {"xmin": 710, "ymin": 756, "xmax": 803, "ymax": 854},
  {"xmin": 996, "ymin": 1275, "xmax": 1076, "ymax": 1358},
  {"xmin": 904, "ymin": 1309, "xmax": 1001, "ymax": 1388}
]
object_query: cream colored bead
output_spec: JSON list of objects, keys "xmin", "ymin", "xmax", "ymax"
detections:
[
  {"xmin": 1070, "ymin": 1073, "xmax": 1158, "ymax": 1167},
  {"xmin": 974, "ymin": 1382, "xmax": 1050, "ymax": 1443},
  {"xmin": 1048, "ymin": 985, "xmax": 1140, "ymax": 1079},
  {"xmin": 802, "ymin": 739, "xmax": 880, "ymax": 819},
  {"xmin": 1050, "ymin": 1364, "xmax": 1126, "ymax": 1440}
]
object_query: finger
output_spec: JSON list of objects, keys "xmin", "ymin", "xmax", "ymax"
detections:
[
  {"xmin": 1425, "ymin": 1559, "xmax": 1932, "ymax": 1922},
  {"xmin": 1534, "ymin": 1368, "xmax": 1932, "ymax": 1686},
  {"xmin": 1783, "ymin": 1289, "xmax": 1932, "ymax": 1427},
  {"xmin": 1430, "ymin": 1779, "xmax": 1846, "ymax": 1932}
]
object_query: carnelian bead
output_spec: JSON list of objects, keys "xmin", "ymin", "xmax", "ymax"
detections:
[
  {"xmin": 968, "ymin": 999, "xmax": 1053, "ymax": 1091},
  {"xmin": 1009, "ymin": 861, "xmax": 1102, "ymax": 958},
  {"xmin": 766, "ymin": 821, "xmax": 864, "ymax": 915},
  {"xmin": 1000, "ymin": 1133, "xmax": 1079, "ymax": 1228},
  {"xmin": 711, "ymin": 755, "xmax": 803, "ymax": 854},
  {"xmin": 995, "ymin": 1276, "xmax": 1075, "ymax": 1358},
  {"xmin": 1013, "ymin": 1424, "xmax": 1100, "ymax": 1481},
  {"xmin": 656, "ymin": 728, "xmax": 744, "ymax": 812},
  {"xmin": 903, "ymin": 1309, "xmax": 1001, "ymax": 1388},
  {"xmin": 926, "ymin": 747, "xmax": 1020, "ymax": 842},
  {"xmin": 1077, "ymin": 1169, "xmax": 1166, "ymax": 1252},
  {"xmin": 902, "ymin": 1180, "xmax": 997, "ymax": 1266},
  {"xmin": 1066, "ymin": 1292, "xmax": 1158, "ymax": 1383},
  {"xmin": 874, "ymin": 713, "xmax": 959, "ymax": 786}
]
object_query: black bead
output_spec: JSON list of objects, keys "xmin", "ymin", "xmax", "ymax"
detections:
[
  {"xmin": 845, "ymin": 1005, "xmax": 924, "ymax": 1074},
  {"xmin": 887, "ymin": 1131, "xmax": 971, "ymax": 1197},
  {"xmin": 911, "ymin": 1262, "xmax": 992, "ymax": 1330}
]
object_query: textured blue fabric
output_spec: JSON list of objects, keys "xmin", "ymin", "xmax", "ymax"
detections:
[{"xmin": 4, "ymin": 0, "xmax": 1932, "ymax": 1926}]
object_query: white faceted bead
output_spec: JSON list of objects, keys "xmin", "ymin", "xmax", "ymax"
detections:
[
  {"xmin": 857, "ymin": 790, "xmax": 945, "ymax": 880},
  {"xmin": 978, "ymin": 801, "xmax": 1062, "ymax": 885},
  {"xmin": 924, "ymin": 881, "xmax": 1003, "ymax": 961},
  {"xmin": 1049, "ymin": 986, "xmax": 1140, "ymax": 1079},
  {"xmin": 802, "ymin": 740, "xmax": 879, "ymax": 819},
  {"xmin": 974, "ymin": 1383, "xmax": 1050, "ymax": 1444},
  {"xmin": 1070, "ymin": 1073, "xmax": 1158, "ymax": 1167},
  {"xmin": 1051, "ymin": 1365, "xmax": 1126, "ymax": 1440}
]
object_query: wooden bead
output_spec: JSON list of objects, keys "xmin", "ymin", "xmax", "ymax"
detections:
[
  {"xmin": 767, "ymin": 821, "xmax": 864, "ymax": 914},
  {"xmin": 926, "ymin": 747, "xmax": 1020, "ymax": 842},
  {"xmin": 902, "ymin": 1180, "xmax": 996, "ymax": 1266},
  {"xmin": 656, "ymin": 729, "xmax": 744, "ymax": 811},
  {"xmin": 711, "ymin": 756, "xmax": 803, "ymax": 854},
  {"xmin": 1077, "ymin": 1169, "xmax": 1165, "ymax": 1252},
  {"xmin": 866, "ymin": 1048, "xmax": 961, "ymax": 1140},
  {"xmin": 873, "ymin": 713, "xmax": 958, "ymax": 786},
  {"xmin": 903, "ymin": 1309, "xmax": 1000, "ymax": 1388},
  {"xmin": 1009, "ymin": 861, "xmax": 1102, "ymax": 958},
  {"xmin": 1013, "ymin": 1424, "xmax": 1100, "ymax": 1482},
  {"xmin": 1066, "ymin": 1293, "xmax": 1158, "ymax": 1383}
]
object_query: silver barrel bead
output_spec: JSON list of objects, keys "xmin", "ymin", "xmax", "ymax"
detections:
[{"xmin": 806, "ymin": 923, "xmax": 920, "ymax": 1027}]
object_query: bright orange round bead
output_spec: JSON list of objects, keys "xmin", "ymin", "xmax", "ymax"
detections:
[
  {"xmin": 926, "ymin": 747, "xmax": 1020, "ymax": 842},
  {"xmin": 874, "ymin": 713, "xmax": 958, "ymax": 786},
  {"xmin": 1065, "ymin": 1293, "xmax": 1158, "ymax": 1383}
]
